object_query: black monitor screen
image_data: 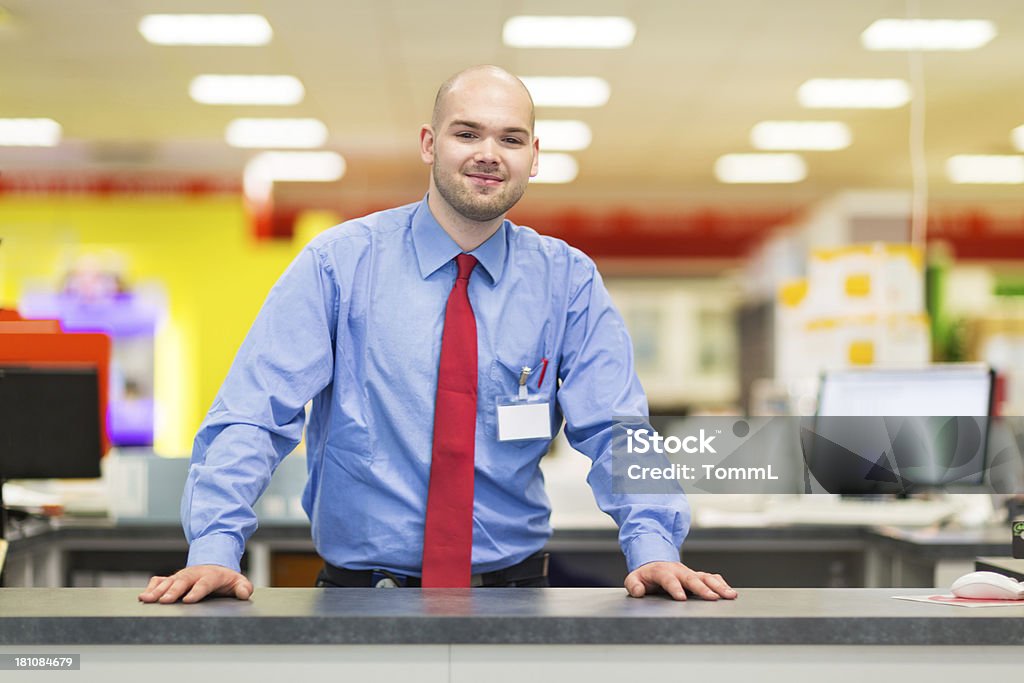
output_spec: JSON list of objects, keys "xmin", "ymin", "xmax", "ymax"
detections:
[
  {"xmin": 805, "ymin": 365, "xmax": 994, "ymax": 494},
  {"xmin": 0, "ymin": 365, "xmax": 102, "ymax": 480}
]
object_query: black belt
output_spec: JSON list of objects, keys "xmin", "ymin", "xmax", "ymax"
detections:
[{"xmin": 321, "ymin": 552, "xmax": 549, "ymax": 588}]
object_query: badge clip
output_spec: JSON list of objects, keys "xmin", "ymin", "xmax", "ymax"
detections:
[{"xmin": 517, "ymin": 366, "xmax": 531, "ymax": 401}]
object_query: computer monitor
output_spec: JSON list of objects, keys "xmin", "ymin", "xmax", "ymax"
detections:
[
  {"xmin": 0, "ymin": 365, "xmax": 103, "ymax": 480},
  {"xmin": 804, "ymin": 365, "xmax": 994, "ymax": 494}
]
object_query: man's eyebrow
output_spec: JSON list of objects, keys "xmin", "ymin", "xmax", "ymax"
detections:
[{"xmin": 447, "ymin": 119, "xmax": 531, "ymax": 136}]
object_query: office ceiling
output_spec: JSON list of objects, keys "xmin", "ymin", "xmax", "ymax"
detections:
[{"xmin": 1, "ymin": 0, "xmax": 1023, "ymax": 212}]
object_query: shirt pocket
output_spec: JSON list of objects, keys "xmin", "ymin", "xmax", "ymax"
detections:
[{"xmin": 486, "ymin": 351, "xmax": 558, "ymax": 448}]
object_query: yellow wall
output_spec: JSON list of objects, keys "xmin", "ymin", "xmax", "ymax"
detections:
[{"xmin": 0, "ymin": 196, "xmax": 337, "ymax": 455}]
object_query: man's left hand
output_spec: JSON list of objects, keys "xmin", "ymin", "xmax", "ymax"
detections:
[{"xmin": 624, "ymin": 562, "xmax": 737, "ymax": 601}]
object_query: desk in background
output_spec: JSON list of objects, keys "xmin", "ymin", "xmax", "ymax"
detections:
[
  {"xmin": 4, "ymin": 452, "xmax": 1012, "ymax": 588},
  {"xmin": 975, "ymin": 557, "xmax": 1024, "ymax": 580},
  {"xmin": 3, "ymin": 518, "xmax": 1012, "ymax": 590}
]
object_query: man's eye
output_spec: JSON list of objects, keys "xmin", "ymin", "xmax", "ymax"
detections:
[
  {"xmin": 504, "ymin": 138, "xmax": 524, "ymax": 145},
  {"xmin": 456, "ymin": 132, "xmax": 476, "ymax": 139}
]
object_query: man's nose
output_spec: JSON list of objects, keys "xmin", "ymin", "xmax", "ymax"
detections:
[{"xmin": 474, "ymin": 138, "xmax": 500, "ymax": 164}]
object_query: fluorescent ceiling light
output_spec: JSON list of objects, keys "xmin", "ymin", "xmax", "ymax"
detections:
[
  {"xmin": 861, "ymin": 18, "xmax": 995, "ymax": 51},
  {"xmin": 226, "ymin": 118, "xmax": 328, "ymax": 149},
  {"xmin": 1012, "ymin": 124, "xmax": 1024, "ymax": 152},
  {"xmin": 190, "ymin": 75, "xmax": 304, "ymax": 105},
  {"xmin": 534, "ymin": 120, "xmax": 592, "ymax": 151},
  {"xmin": 798, "ymin": 79, "xmax": 910, "ymax": 109},
  {"xmin": 0, "ymin": 118, "xmax": 62, "ymax": 146},
  {"xmin": 946, "ymin": 155, "xmax": 1024, "ymax": 184},
  {"xmin": 519, "ymin": 77, "xmax": 610, "ymax": 108},
  {"xmin": 750, "ymin": 121, "xmax": 851, "ymax": 151},
  {"xmin": 531, "ymin": 153, "xmax": 579, "ymax": 183},
  {"xmin": 714, "ymin": 153, "xmax": 807, "ymax": 184},
  {"xmin": 139, "ymin": 14, "xmax": 272, "ymax": 46},
  {"xmin": 245, "ymin": 150, "xmax": 346, "ymax": 201},
  {"xmin": 503, "ymin": 16, "xmax": 636, "ymax": 48},
  {"xmin": 247, "ymin": 151, "xmax": 346, "ymax": 182}
]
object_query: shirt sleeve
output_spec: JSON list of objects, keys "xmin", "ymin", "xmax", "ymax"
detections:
[
  {"xmin": 182, "ymin": 245, "xmax": 339, "ymax": 571},
  {"xmin": 556, "ymin": 255, "xmax": 690, "ymax": 573}
]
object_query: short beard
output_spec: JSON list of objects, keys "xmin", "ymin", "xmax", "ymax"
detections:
[{"xmin": 433, "ymin": 165, "xmax": 527, "ymax": 223}]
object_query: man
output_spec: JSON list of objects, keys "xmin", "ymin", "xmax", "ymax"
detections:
[{"xmin": 139, "ymin": 65, "xmax": 736, "ymax": 604}]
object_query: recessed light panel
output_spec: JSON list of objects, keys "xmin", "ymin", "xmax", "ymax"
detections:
[
  {"xmin": 226, "ymin": 118, "xmax": 328, "ymax": 148},
  {"xmin": 798, "ymin": 79, "xmax": 910, "ymax": 109},
  {"xmin": 190, "ymin": 75, "xmax": 304, "ymax": 105},
  {"xmin": 714, "ymin": 154, "xmax": 807, "ymax": 184},
  {"xmin": 531, "ymin": 153, "xmax": 579, "ymax": 183},
  {"xmin": 946, "ymin": 155, "xmax": 1024, "ymax": 184},
  {"xmin": 139, "ymin": 14, "xmax": 272, "ymax": 46},
  {"xmin": 0, "ymin": 118, "xmax": 62, "ymax": 146},
  {"xmin": 247, "ymin": 151, "xmax": 346, "ymax": 182},
  {"xmin": 1011, "ymin": 125, "xmax": 1024, "ymax": 152},
  {"xmin": 503, "ymin": 16, "xmax": 636, "ymax": 48},
  {"xmin": 861, "ymin": 18, "xmax": 995, "ymax": 51},
  {"xmin": 519, "ymin": 77, "xmax": 610, "ymax": 108},
  {"xmin": 534, "ymin": 120, "xmax": 592, "ymax": 151},
  {"xmin": 751, "ymin": 121, "xmax": 851, "ymax": 151}
]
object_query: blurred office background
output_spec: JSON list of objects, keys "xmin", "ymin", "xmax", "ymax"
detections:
[{"xmin": 3, "ymin": 1, "xmax": 1024, "ymax": 586}]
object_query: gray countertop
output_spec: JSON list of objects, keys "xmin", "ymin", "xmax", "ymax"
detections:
[{"xmin": 2, "ymin": 588, "xmax": 1024, "ymax": 646}]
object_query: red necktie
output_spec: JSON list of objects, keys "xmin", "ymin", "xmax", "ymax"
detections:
[{"xmin": 422, "ymin": 253, "xmax": 478, "ymax": 587}]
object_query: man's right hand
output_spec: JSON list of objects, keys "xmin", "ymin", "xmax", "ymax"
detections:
[{"xmin": 138, "ymin": 565, "xmax": 253, "ymax": 604}]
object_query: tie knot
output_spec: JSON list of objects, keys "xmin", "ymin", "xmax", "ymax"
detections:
[{"xmin": 455, "ymin": 253, "xmax": 477, "ymax": 280}]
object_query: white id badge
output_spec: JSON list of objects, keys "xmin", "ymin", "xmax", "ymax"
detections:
[{"xmin": 496, "ymin": 397, "xmax": 552, "ymax": 441}]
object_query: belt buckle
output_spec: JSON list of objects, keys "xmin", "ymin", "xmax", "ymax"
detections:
[{"xmin": 371, "ymin": 570, "xmax": 406, "ymax": 588}]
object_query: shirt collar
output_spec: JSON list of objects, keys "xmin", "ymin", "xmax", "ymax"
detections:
[{"xmin": 411, "ymin": 194, "xmax": 508, "ymax": 284}]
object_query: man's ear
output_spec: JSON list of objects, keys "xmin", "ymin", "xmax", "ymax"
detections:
[
  {"xmin": 530, "ymin": 135, "xmax": 540, "ymax": 177},
  {"xmin": 420, "ymin": 125, "xmax": 435, "ymax": 165}
]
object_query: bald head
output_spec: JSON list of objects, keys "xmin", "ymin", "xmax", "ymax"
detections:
[
  {"xmin": 420, "ymin": 64, "xmax": 539, "ymax": 227},
  {"xmin": 431, "ymin": 65, "xmax": 535, "ymax": 133}
]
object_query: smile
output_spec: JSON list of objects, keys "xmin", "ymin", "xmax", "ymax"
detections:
[{"xmin": 465, "ymin": 173, "xmax": 503, "ymax": 187}]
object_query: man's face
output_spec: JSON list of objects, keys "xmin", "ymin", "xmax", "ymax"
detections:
[{"xmin": 421, "ymin": 75, "xmax": 539, "ymax": 223}]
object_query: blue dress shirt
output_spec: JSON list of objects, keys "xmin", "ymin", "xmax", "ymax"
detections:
[{"xmin": 183, "ymin": 196, "xmax": 690, "ymax": 576}]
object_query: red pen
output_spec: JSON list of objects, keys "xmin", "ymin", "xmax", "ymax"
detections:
[{"xmin": 536, "ymin": 358, "xmax": 549, "ymax": 389}]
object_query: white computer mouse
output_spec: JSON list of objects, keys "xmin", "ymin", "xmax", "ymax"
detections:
[{"xmin": 950, "ymin": 571, "xmax": 1024, "ymax": 600}]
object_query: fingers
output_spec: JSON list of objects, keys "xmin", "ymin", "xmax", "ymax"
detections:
[
  {"xmin": 157, "ymin": 575, "xmax": 194, "ymax": 603},
  {"xmin": 702, "ymin": 572, "xmax": 738, "ymax": 600},
  {"xmin": 137, "ymin": 575, "xmax": 168, "ymax": 603},
  {"xmin": 624, "ymin": 562, "xmax": 687, "ymax": 601},
  {"xmin": 181, "ymin": 575, "xmax": 216, "ymax": 604},
  {"xmin": 139, "ymin": 566, "xmax": 253, "ymax": 604},
  {"xmin": 233, "ymin": 578, "xmax": 254, "ymax": 600},
  {"xmin": 207, "ymin": 575, "xmax": 254, "ymax": 601},
  {"xmin": 624, "ymin": 574, "xmax": 647, "ymax": 598},
  {"xmin": 180, "ymin": 573, "xmax": 252, "ymax": 603},
  {"xmin": 140, "ymin": 576, "xmax": 177, "ymax": 603},
  {"xmin": 677, "ymin": 569, "xmax": 738, "ymax": 601},
  {"xmin": 658, "ymin": 573, "xmax": 688, "ymax": 601},
  {"xmin": 623, "ymin": 562, "xmax": 739, "ymax": 602},
  {"xmin": 681, "ymin": 571, "xmax": 720, "ymax": 601}
]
